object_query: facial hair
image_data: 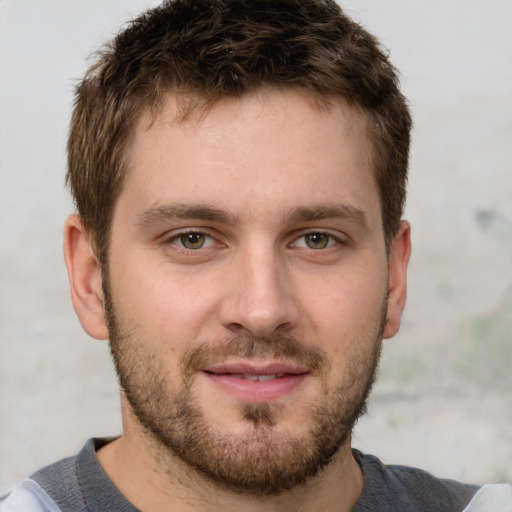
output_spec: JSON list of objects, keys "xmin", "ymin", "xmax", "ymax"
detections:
[{"xmin": 104, "ymin": 287, "xmax": 384, "ymax": 496}]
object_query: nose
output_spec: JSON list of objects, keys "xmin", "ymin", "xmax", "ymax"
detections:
[{"xmin": 219, "ymin": 242, "xmax": 300, "ymax": 338}]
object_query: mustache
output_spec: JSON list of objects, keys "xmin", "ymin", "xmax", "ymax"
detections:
[{"xmin": 180, "ymin": 334, "xmax": 331, "ymax": 380}]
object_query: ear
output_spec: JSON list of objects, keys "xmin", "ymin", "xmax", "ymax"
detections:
[
  {"xmin": 63, "ymin": 214, "xmax": 109, "ymax": 340},
  {"xmin": 382, "ymin": 220, "xmax": 411, "ymax": 339}
]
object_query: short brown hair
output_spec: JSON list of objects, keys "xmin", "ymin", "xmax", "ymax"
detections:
[{"xmin": 67, "ymin": 0, "xmax": 411, "ymax": 263}]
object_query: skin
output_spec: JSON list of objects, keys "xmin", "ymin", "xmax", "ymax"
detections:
[{"xmin": 64, "ymin": 89, "xmax": 411, "ymax": 512}]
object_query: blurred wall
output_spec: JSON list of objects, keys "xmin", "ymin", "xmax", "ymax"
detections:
[{"xmin": 1, "ymin": 0, "xmax": 511, "ymax": 493}]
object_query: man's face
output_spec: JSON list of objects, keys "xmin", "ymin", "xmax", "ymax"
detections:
[{"xmin": 101, "ymin": 90, "xmax": 406, "ymax": 494}]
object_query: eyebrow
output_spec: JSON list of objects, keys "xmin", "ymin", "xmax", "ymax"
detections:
[
  {"xmin": 136, "ymin": 203, "xmax": 240, "ymax": 228},
  {"xmin": 136, "ymin": 202, "xmax": 370, "ymax": 229},
  {"xmin": 286, "ymin": 204, "xmax": 370, "ymax": 228}
]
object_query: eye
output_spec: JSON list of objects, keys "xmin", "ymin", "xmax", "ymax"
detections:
[
  {"xmin": 293, "ymin": 232, "xmax": 339, "ymax": 250},
  {"xmin": 174, "ymin": 232, "xmax": 216, "ymax": 250}
]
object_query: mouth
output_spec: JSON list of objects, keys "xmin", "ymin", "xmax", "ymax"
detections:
[
  {"xmin": 201, "ymin": 361, "xmax": 310, "ymax": 402},
  {"xmin": 227, "ymin": 373, "xmax": 287, "ymax": 381}
]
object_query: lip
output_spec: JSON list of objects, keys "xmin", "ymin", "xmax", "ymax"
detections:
[{"xmin": 201, "ymin": 360, "xmax": 310, "ymax": 403}]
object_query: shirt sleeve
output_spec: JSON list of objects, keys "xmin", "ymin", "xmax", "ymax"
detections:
[
  {"xmin": 0, "ymin": 479, "xmax": 61, "ymax": 512},
  {"xmin": 462, "ymin": 484, "xmax": 512, "ymax": 512}
]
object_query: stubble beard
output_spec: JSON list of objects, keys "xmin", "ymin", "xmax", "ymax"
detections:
[{"xmin": 104, "ymin": 287, "xmax": 384, "ymax": 496}]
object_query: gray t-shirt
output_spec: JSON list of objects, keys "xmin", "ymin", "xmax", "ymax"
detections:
[{"xmin": 3, "ymin": 438, "xmax": 480, "ymax": 511}]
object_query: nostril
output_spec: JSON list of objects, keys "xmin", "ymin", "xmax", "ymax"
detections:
[
  {"xmin": 225, "ymin": 323, "xmax": 253, "ymax": 336},
  {"xmin": 224, "ymin": 320, "xmax": 294, "ymax": 339}
]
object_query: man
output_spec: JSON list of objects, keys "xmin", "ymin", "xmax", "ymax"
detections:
[{"xmin": 1, "ymin": 1, "xmax": 510, "ymax": 511}]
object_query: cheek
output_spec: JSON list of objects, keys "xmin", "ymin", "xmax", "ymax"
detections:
[
  {"xmin": 110, "ymin": 259, "xmax": 224, "ymax": 343},
  {"xmin": 298, "ymin": 264, "xmax": 388, "ymax": 351}
]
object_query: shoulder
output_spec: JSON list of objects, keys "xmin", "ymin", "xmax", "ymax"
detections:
[
  {"xmin": 462, "ymin": 484, "xmax": 512, "ymax": 512},
  {"xmin": 1, "ymin": 439, "xmax": 96, "ymax": 512},
  {"xmin": 14, "ymin": 438, "xmax": 138, "ymax": 512},
  {"xmin": 0, "ymin": 479, "xmax": 62, "ymax": 512},
  {"xmin": 352, "ymin": 449, "xmax": 480, "ymax": 512},
  {"xmin": 29, "ymin": 453, "xmax": 82, "ymax": 509}
]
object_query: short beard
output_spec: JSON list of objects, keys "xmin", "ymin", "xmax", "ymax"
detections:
[{"xmin": 104, "ymin": 286, "xmax": 384, "ymax": 496}]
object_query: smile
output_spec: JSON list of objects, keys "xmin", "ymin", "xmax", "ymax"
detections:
[
  {"xmin": 224, "ymin": 373, "xmax": 285, "ymax": 381},
  {"xmin": 201, "ymin": 363, "xmax": 309, "ymax": 402}
]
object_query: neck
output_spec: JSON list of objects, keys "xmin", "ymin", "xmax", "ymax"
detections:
[{"xmin": 97, "ymin": 428, "xmax": 363, "ymax": 512}]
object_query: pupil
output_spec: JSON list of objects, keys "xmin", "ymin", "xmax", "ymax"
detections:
[
  {"xmin": 307, "ymin": 233, "xmax": 328, "ymax": 249},
  {"xmin": 182, "ymin": 233, "xmax": 204, "ymax": 248}
]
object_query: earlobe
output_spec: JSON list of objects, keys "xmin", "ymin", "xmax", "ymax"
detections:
[
  {"xmin": 383, "ymin": 221, "xmax": 411, "ymax": 339},
  {"xmin": 63, "ymin": 214, "xmax": 109, "ymax": 340}
]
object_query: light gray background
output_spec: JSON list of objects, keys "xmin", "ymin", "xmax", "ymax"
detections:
[{"xmin": 1, "ymin": 0, "xmax": 511, "ymax": 494}]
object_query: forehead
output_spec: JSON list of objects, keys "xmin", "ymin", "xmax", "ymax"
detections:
[
  {"xmin": 120, "ymin": 89, "xmax": 380, "ymax": 226},
  {"xmin": 132, "ymin": 88, "xmax": 372, "ymax": 159}
]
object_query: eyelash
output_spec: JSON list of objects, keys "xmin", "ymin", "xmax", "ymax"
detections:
[
  {"xmin": 163, "ymin": 229, "xmax": 344, "ymax": 253},
  {"xmin": 164, "ymin": 230, "xmax": 219, "ymax": 251},
  {"xmin": 290, "ymin": 230, "xmax": 343, "ymax": 250}
]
